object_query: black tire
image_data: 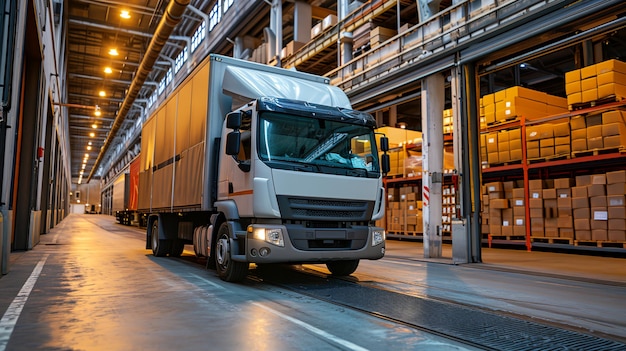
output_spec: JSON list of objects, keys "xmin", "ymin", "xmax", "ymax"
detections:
[
  {"xmin": 169, "ymin": 239, "xmax": 185, "ymax": 257},
  {"xmin": 215, "ymin": 223, "xmax": 248, "ymax": 282},
  {"xmin": 326, "ymin": 260, "xmax": 360, "ymax": 276},
  {"xmin": 151, "ymin": 219, "xmax": 169, "ymax": 257}
]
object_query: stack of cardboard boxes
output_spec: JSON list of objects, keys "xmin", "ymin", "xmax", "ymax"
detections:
[
  {"xmin": 482, "ymin": 170, "xmax": 626, "ymax": 243},
  {"xmin": 483, "ymin": 128, "xmax": 523, "ymax": 165},
  {"xmin": 565, "ymin": 59, "xmax": 626, "ymax": 106},
  {"xmin": 480, "ymin": 86, "xmax": 568, "ymax": 126},
  {"xmin": 570, "ymin": 109, "xmax": 626, "ymax": 153},
  {"xmin": 370, "ymin": 27, "xmax": 397, "ymax": 48},
  {"xmin": 526, "ymin": 121, "xmax": 571, "ymax": 159},
  {"xmin": 573, "ymin": 171, "xmax": 626, "ymax": 242},
  {"xmin": 386, "ymin": 186, "xmax": 423, "ymax": 233}
]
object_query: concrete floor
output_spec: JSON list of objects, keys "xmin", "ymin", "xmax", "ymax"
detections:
[{"xmin": 0, "ymin": 214, "xmax": 625, "ymax": 350}]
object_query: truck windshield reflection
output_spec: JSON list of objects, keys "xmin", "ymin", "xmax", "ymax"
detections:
[{"xmin": 258, "ymin": 112, "xmax": 380, "ymax": 177}]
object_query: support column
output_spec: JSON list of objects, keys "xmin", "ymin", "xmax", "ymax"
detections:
[
  {"xmin": 294, "ymin": 1, "xmax": 311, "ymax": 43},
  {"xmin": 268, "ymin": 0, "xmax": 282, "ymax": 66},
  {"xmin": 421, "ymin": 74, "xmax": 445, "ymax": 258},
  {"xmin": 338, "ymin": 0, "xmax": 352, "ymax": 65}
]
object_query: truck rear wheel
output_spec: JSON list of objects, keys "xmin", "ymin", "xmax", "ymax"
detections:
[
  {"xmin": 326, "ymin": 260, "xmax": 359, "ymax": 276},
  {"xmin": 151, "ymin": 219, "xmax": 169, "ymax": 257},
  {"xmin": 215, "ymin": 223, "xmax": 248, "ymax": 282},
  {"xmin": 169, "ymin": 240, "xmax": 185, "ymax": 257}
]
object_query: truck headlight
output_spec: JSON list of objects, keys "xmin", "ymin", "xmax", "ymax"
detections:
[
  {"xmin": 252, "ymin": 227, "xmax": 285, "ymax": 247},
  {"xmin": 372, "ymin": 230, "xmax": 385, "ymax": 246}
]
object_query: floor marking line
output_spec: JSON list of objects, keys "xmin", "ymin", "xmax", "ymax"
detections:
[
  {"xmin": 0, "ymin": 254, "xmax": 49, "ymax": 351},
  {"xmin": 251, "ymin": 302, "xmax": 369, "ymax": 351}
]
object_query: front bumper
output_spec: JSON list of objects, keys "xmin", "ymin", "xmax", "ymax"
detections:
[{"xmin": 242, "ymin": 224, "xmax": 385, "ymax": 264}]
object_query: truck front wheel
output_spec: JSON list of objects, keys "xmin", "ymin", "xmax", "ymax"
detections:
[
  {"xmin": 326, "ymin": 260, "xmax": 359, "ymax": 276},
  {"xmin": 215, "ymin": 223, "xmax": 248, "ymax": 282},
  {"xmin": 151, "ymin": 219, "xmax": 169, "ymax": 257}
]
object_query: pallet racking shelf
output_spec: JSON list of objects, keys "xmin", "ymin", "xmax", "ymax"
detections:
[{"xmin": 481, "ymin": 99, "xmax": 626, "ymax": 251}]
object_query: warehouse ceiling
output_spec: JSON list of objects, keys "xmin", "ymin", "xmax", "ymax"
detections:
[{"xmin": 65, "ymin": 0, "xmax": 338, "ymax": 182}]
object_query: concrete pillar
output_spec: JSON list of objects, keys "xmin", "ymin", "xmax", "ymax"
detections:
[
  {"xmin": 421, "ymin": 74, "xmax": 445, "ymax": 258},
  {"xmin": 269, "ymin": 0, "xmax": 283, "ymax": 65},
  {"xmin": 294, "ymin": 1, "xmax": 311, "ymax": 43},
  {"xmin": 338, "ymin": 0, "xmax": 352, "ymax": 65}
]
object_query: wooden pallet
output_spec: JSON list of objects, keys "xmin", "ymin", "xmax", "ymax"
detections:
[
  {"xmin": 531, "ymin": 236, "xmax": 574, "ymax": 245},
  {"xmin": 527, "ymin": 154, "xmax": 570, "ymax": 164},
  {"xmin": 487, "ymin": 160, "xmax": 523, "ymax": 167},
  {"xmin": 486, "ymin": 116, "xmax": 518, "ymax": 127},
  {"xmin": 572, "ymin": 147, "xmax": 625, "ymax": 158},
  {"xmin": 574, "ymin": 240, "xmax": 626, "ymax": 249},
  {"xmin": 568, "ymin": 95, "xmax": 625, "ymax": 111}
]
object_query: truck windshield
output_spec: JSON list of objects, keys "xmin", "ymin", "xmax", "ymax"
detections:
[{"xmin": 258, "ymin": 112, "xmax": 380, "ymax": 177}]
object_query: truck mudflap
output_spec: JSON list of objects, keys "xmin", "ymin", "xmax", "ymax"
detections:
[{"xmin": 243, "ymin": 224, "xmax": 385, "ymax": 264}]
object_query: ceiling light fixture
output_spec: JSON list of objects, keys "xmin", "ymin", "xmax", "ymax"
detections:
[
  {"xmin": 120, "ymin": 10, "xmax": 131, "ymax": 19},
  {"xmin": 108, "ymin": 48, "xmax": 119, "ymax": 56},
  {"xmin": 89, "ymin": 132, "xmax": 95, "ymax": 137},
  {"xmin": 94, "ymin": 105, "xmax": 101, "ymax": 117},
  {"xmin": 99, "ymin": 90, "xmax": 106, "ymax": 97},
  {"xmin": 104, "ymin": 67, "xmax": 113, "ymax": 74}
]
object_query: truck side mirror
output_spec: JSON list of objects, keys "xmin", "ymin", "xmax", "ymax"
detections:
[
  {"xmin": 381, "ymin": 153, "xmax": 390, "ymax": 174},
  {"xmin": 226, "ymin": 111, "xmax": 242, "ymax": 129},
  {"xmin": 379, "ymin": 136, "xmax": 389, "ymax": 152},
  {"xmin": 226, "ymin": 131, "xmax": 241, "ymax": 156}
]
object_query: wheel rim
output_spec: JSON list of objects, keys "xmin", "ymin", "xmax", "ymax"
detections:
[{"xmin": 216, "ymin": 236, "xmax": 230, "ymax": 268}]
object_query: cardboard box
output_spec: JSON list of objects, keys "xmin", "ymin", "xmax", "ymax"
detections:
[
  {"xmin": 558, "ymin": 216, "xmax": 573, "ymax": 228},
  {"xmin": 572, "ymin": 186, "xmax": 587, "ymax": 197},
  {"xmin": 529, "ymin": 179, "xmax": 544, "ymax": 189},
  {"xmin": 573, "ymin": 207, "xmax": 590, "ymax": 219},
  {"xmin": 529, "ymin": 198, "xmax": 543, "ymax": 209},
  {"xmin": 491, "ymin": 199, "xmax": 509, "ymax": 209},
  {"xmin": 587, "ymin": 125, "xmax": 603, "ymax": 139},
  {"xmin": 572, "ymin": 197, "xmax": 590, "ymax": 209},
  {"xmin": 608, "ymin": 230, "xmax": 626, "ymax": 242},
  {"xmin": 485, "ymin": 182, "xmax": 503, "ymax": 193},
  {"xmin": 608, "ymin": 219, "xmax": 626, "ymax": 230},
  {"xmin": 576, "ymin": 230, "xmax": 592, "ymax": 241},
  {"xmin": 567, "ymin": 92, "xmax": 582, "ymax": 105},
  {"xmin": 565, "ymin": 69, "xmax": 580, "ymax": 84},
  {"xmin": 607, "ymin": 195, "xmax": 625, "ymax": 207},
  {"xmin": 608, "ymin": 206, "xmax": 626, "ymax": 219},
  {"xmin": 592, "ymin": 229, "xmax": 608, "ymax": 241},
  {"xmin": 580, "ymin": 65, "xmax": 597, "ymax": 79},
  {"xmin": 530, "ymin": 208, "xmax": 543, "ymax": 218},
  {"xmin": 571, "ymin": 139, "xmax": 587, "ymax": 152},
  {"xmin": 574, "ymin": 218, "xmax": 590, "ymax": 230},
  {"xmin": 560, "ymin": 228, "xmax": 574, "ymax": 238},
  {"xmin": 554, "ymin": 178, "xmax": 573, "ymax": 189},
  {"xmin": 595, "ymin": 59, "xmax": 626, "ymax": 75},
  {"xmin": 602, "ymin": 110, "xmax": 626, "ymax": 124},
  {"xmin": 571, "ymin": 128, "xmax": 587, "ymax": 140},
  {"xmin": 557, "ymin": 189, "xmax": 571, "ymax": 198},
  {"xmin": 602, "ymin": 122, "xmax": 626, "ymax": 137},
  {"xmin": 604, "ymin": 134, "xmax": 626, "ymax": 148},
  {"xmin": 591, "ymin": 174, "xmax": 606, "ymax": 185},
  {"xmin": 607, "ymin": 182, "xmax": 626, "ymax": 195},
  {"xmin": 582, "ymin": 89, "xmax": 598, "ymax": 103},
  {"xmin": 588, "ymin": 184, "xmax": 606, "ymax": 197},
  {"xmin": 590, "ymin": 196, "xmax": 607, "ymax": 207},
  {"xmin": 570, "ymin": 115, "xmax": 586, "ymax": 130},
  {"xmin": 576, "ymin": 175, "xmax": 592, "ymax": 186},
  {"xmin": 557, "ymin": 197, "xmax": 572, "ymax": 210},
  {"xmin": 598, "ymin": 83, "xmax": 626, "ymax": 100},
  {"xmin": 607, "ymin": 170, "xmax": 626, "ymax": 184},
  {"xmin": 542, "ymin": 188, "xmax": 557, "ymax": 199}
]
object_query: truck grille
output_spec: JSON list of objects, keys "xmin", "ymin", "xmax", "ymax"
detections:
[{"xmin": 277, "ymin": 196, "xmax": 373, "ymax": 221}]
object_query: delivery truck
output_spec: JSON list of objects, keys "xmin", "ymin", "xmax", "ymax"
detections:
[
  {"xmin": 140, "ymin": 54, "xmax": 389, "ymax": 282},
  {"xmin": 113, "ymin": 157, "xmax": 140, "ymax": 226}
]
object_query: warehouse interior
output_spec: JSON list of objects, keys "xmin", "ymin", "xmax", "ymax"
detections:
[
  {"xmin": 3, "ymin": 0, "xmax": 626, "ymax": 269},
  {"xmin": 66, "ymin": 0, "xmax": 626, "ymax": 256}
]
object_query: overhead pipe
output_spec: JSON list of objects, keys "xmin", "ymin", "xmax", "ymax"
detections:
[{"xmin": 88, "ymin": 0, "xmax": 190, "ymax": 181}]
